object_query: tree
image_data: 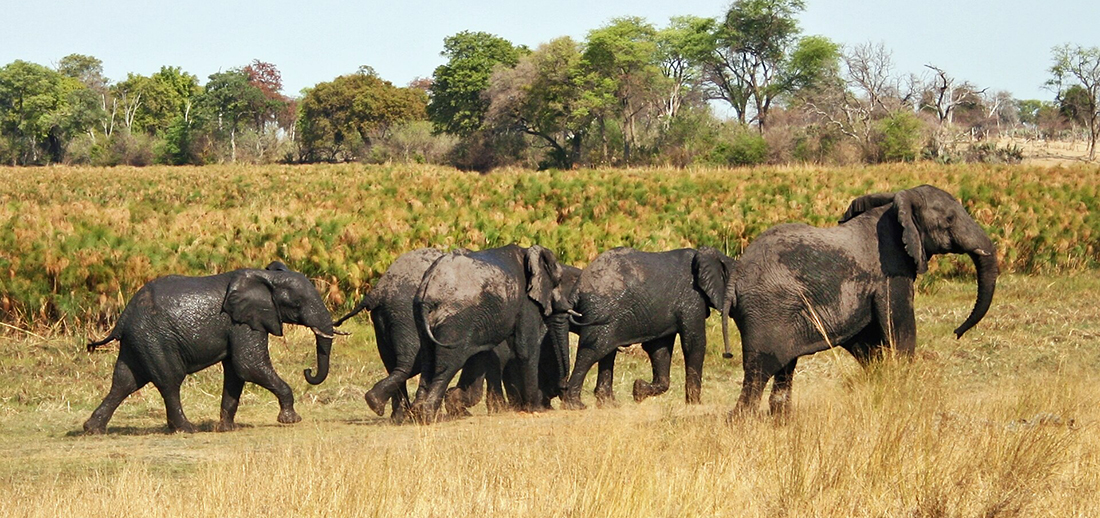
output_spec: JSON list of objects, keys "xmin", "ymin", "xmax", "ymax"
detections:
[
  {"xmin": 297, "ymin": 68, "xmax": 428, "ymax": 162},
  {"xmin": 0, "ymin": 60, "xmax": 69, "ymax": 164},
  {"xmin": 200, "ymin": 69, "xmax": 267, "ymax": 162},
  {"xmin": 698, "ymin": 0, "xmax": 838, "ymax": 130},
  {"xmin": 428, "ymin": 31, "xmax": 526, "ymax": 136},
  {"xmin": 655, "ymin": 16, "xmax": 714, "ymax": 125},
  {"xmin": 584, "ymin": 16, "xmax": 665, "ymax": 163},
  {"xmin": 1049, "ymin": 44, "xmax": 1100, "ymax": 159},
  {"xmin": 486, "ymin": 37, "xmax": 613, "ymax": 169}
]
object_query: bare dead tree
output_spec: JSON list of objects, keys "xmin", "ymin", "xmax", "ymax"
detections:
[{"xmin": 923, "ymin": 65, "xmax": 986, "ymax": 125}]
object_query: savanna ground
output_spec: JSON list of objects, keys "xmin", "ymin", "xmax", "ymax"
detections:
[{"xmin": 1, "ymin": 163, "xmax": 1099, "ymax": 517}]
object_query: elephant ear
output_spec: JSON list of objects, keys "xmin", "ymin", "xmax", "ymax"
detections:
[
  {"xmin": 840, "ymin": 192, "xmax": 896, "ymax": 223},
  {"xmin": 894, "ymin": 190, "xmax": 928, "ymax": 274},
  {"xmin": 693, "ymin": 247, "xmax": 728, "ymax": 310},
  {"xmin": 525, "ymin": 245, "xmax": 562, "ymax": 316},
  {"xmin": 224, "ymin": 270, "xmax": 284, "ymax": 336},
  {"xmin": 265, "ymin": 261, "xmax": 289, "ymax": 271}
]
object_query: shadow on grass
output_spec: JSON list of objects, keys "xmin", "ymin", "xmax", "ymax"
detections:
[{"xmin": 64, "ymin": 420, "xmax": 260, "ymax": 437}]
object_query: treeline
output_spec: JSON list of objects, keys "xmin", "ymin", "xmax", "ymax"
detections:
[{"xmin": 2, "ymin": 0, "xmax": 1099, "ymax": 169}]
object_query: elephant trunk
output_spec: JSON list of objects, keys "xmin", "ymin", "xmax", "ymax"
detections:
[
  {"xmin": 304, "ymin": 331, "xmax": 333, "ymax": 385},
  {"xmin": 720, "ymin": 281, "xmax": 735, "ymax": 359},
  {"xmin": 953, "ymin": 238, "xmax": 998, "ymax": 338},
  {"xmin": 547, "ymin": 313, "xmax": 572, "ymax": 391}
]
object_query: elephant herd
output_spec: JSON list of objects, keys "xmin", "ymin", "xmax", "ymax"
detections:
[{"xmin": 83, "ymin": 184, "xmax": 998, "ymax": 433}]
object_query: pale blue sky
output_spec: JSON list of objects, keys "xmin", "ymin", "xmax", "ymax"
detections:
[{"xmin": 2, "ymin": 0, "xmax": 1097, "ymax": 102}]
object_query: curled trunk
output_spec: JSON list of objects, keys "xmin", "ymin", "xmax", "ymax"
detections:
[
  {"xmin": 304, "ymin": 333, "xmax": 333, "ymax": 385},
  {"xmin": 953, "ymin": 249, "xmax": 998, "ymax": 338}
]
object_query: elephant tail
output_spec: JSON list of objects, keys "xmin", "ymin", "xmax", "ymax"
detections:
[
  {"xmin": 720, "ymin": 282, "xmax": 736, "ymax": 360},
  {"xmin": 86, "ymin": 328, "xmax": 120, "ymax": 353},
  {"xmin": 333, "ymin": 289, "xmax": 379, "ymax": 327}
]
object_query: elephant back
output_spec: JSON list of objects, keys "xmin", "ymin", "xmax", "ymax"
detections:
[{"xmin": 374, "ymin": 248, "xmax": 446, "ymax": 304}]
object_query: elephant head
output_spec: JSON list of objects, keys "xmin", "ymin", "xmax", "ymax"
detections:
[
  {"xmin": 224, "ymin": 268, "xmax": 337, "ymax": 384},
  {"xmin": 524, "ymin": 245, "xmax": 575, "ymax": 391},
  {"xmin": 692, "ymin": 246, "xmax": 737, "ymax": 359},
  {"xmin": 841, "ymin": 184, "xmax": 999, "ymax": 338}
]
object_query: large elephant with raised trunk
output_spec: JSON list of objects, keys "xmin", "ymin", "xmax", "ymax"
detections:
[
  {"xmin": 721, "ymin": 185, "xmax": 998, "ymax": 415},
  {"xmin": 84, "ymin": 262, "xmax": 338, "ymax": 434},
  {"xmin": 560, "ymin": 246, "xmax": 735, "ymax": 410},
  {"xmin": 409, "ymin": 244, "xmax": 571, "ymax": 422}
]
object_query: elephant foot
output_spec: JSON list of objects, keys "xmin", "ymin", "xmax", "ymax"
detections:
[
  {"xmin": 215, "ymin": 420, "xmax": 239, "ymax": 433},
  {"xmin": 561, "ymin": 397, "xmax": 586, "ymax": 411},
  {"xmin": 632, "ymin": 379, "xmax": 669, "ymax": 402},
  {"xmin": 390, "ymin": 409, "xmax": 408, "ymax": 425},
  {"xmin": 444, "ymin": 388, "xmax": 471, "ymax": 417},
  {"xmin": 595, "ymin": 395, "xmax": 619, "ymax": 409},
  {"xmin": 82, "ymin": 420, "xmax": 106, "ymax": 435},
  {"xmin": 364, "ymin": 391, "xmax": 387, "ymax": 417},
  {"xmin": 169, "ymin": 421, "xmax": 197, "ymax": 434},
  {"xmin": 277, "ymin": 409, "xmax": 302, "ymax": 424}
]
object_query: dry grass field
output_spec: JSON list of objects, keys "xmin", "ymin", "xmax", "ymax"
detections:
[
  {"xmin": 1, "ymin": 163, "xmax": 1098, "ymax": 517},
  {"xmin": 1, "ymin": 273, "xmax": 1098, "ymax": 517}
]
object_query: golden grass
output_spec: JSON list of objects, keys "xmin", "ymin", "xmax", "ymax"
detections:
[{"xmin": 1, "ymin": 274, "xmax": 1098, "ymax": 517}]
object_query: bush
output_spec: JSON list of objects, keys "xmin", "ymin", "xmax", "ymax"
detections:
[
  {"xmin": 706, "ymin": 128, "xmax": 769, "ymax": 167},
  {"xmin": 876, "ymin": 111, "xmax": 924, "ymax": 162},
  {"xmin": 100, "ymin": 132, "xmax": 155, "ymax": 166}
]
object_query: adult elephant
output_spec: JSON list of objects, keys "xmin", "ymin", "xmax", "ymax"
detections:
[
  {"xmin": 332, "ymin": 248, "xmax": 444, "ymax": 423},
  {"xmin": 84, "ymin": 262, "xmax": 339, "ymax": 434},
  {"xmin": 721, "ymin": 185, "xmax": 998, "ymax": 415},
  {"xmin": 409, "ymin": 244, "xmax": 571, "ymax": 422},
  {"xmin": 445, "ymin": 265, "xmax": 582, "ymax": 415},
  {"xmin": 560, "ymin": 246, "xmax": 735, "ymax": 410}
]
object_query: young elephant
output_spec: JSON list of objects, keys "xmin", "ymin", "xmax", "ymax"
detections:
[
  {"xmin": 445, "ymin": 264, "xmax": 582, "ymax": 415},
  {"xmin": 84, "ymin": 262, "xmax": 338, "ymax": 434},
  {"xmin": 332, "ymin": 248, "xmax": 444, "ymax": 423},
  {"xmin": 560, "ymin": 247, "xmax": 735, "ymax": 410},
  {"xmin": 721, "ymin": 185, "xmax": 998, "ymax": 415},
  {"xmin": 409, "ymin": 244, "xmax": 571, "ymax": 422}
]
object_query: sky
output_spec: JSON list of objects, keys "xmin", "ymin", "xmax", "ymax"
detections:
[{"xmin": 2, "ymin": 0, "xmax": 1097, "ymax": 103}]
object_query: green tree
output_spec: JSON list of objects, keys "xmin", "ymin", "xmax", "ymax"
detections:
[
  {"xmin": 700, "ymin": 0, "xmax": 838, "ymax": 130},
  {"xmin": 584, "ymin": 16, "xmax": 666, "ymax": 163},
  {"xmin": 200, "ymin": 69, "xmax": 267, "ymax": 162},
  {"xmin": 297, "ymin": 68, "xmax": 428, "ymax": 162},
  {"xmin": 428, "ymin": 31, "xmax": 526, "ymax": 136},
  {"xmin": 655, "ymin": 16, "xmax": 715, "ymax": 124},
  {"xmin": 486, "ymin": 37, "xmax": 613, "ymax": 169},
  {"xmin": 0, "ymin": 60, "xmax": 69, "ymax": 164},
  {"xmin": 1049, "ymin": 44, "xmax": 1100, "ymax": 159}
]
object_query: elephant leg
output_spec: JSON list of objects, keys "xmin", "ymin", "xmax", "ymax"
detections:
[
  {"xmin": 876, "ymin": 277, "xmax": 917, "ymax": 356},
  {"xmin": 594, "ymin": 350, "xmax": 618, "ymax": 408},
  {"xmin": 366, "ymin": 319, "xmax": 420, "ymax": 418},
  {"xmin": 391, "ymin": 383, "xmax": 410, "ymax": 424},
  {"xmin": 733, "ymin": 351, "xmax": 778, "ymax": 416},
  {"xmin": 633, "ymin": 335, "xmax": 674, "ymax": 403},
  {"xmin": 231, "ymin": 331, "xmax": 299, "ymax": 425},
  {"xmin": 410, "ymin": 363, "xmax": 463, "ymax": 424},
  {"xmin": 681, "ymin": 323, "xmax": 708, "ymax": 405},
  {"xmin": 447, "ymin": 351, "xmax": 490, "ymax": 417},
  {"xmin": 217, "ymin": 359, "xmax": 246, "ymax": 432},
  {"xmin": 153, "ymin": 376, "xmax": 195, "ymax": 433},
  {"xmin": 563, "ymin": 345, "xmax": 600, "ymax": 410},
  {"xmin": 768, "ymin": 358, "xmax": 798, "ymax": 417},
  {"xmin": 84, "ymin": 354, "xmax": 148, "ymax": 434},
  {"xmin": 487, "ymin": 351, "xmax": 510, "ymax": 413}
]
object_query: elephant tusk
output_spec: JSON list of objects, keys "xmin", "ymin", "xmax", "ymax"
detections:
[
  {"xmin": 567, "ymin": 309, "xmax": 583, "ymax": 317},
  {"xmin": 333, "ymin": 329, "xmax": 351, "ymax": 336},
  {"xmin": 973, "ymin": 249, "xmax": 991, "ymax": 257},
  {"xmin": 312, "ymin": 328, "xmax": 336, "ymax": 340}
]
